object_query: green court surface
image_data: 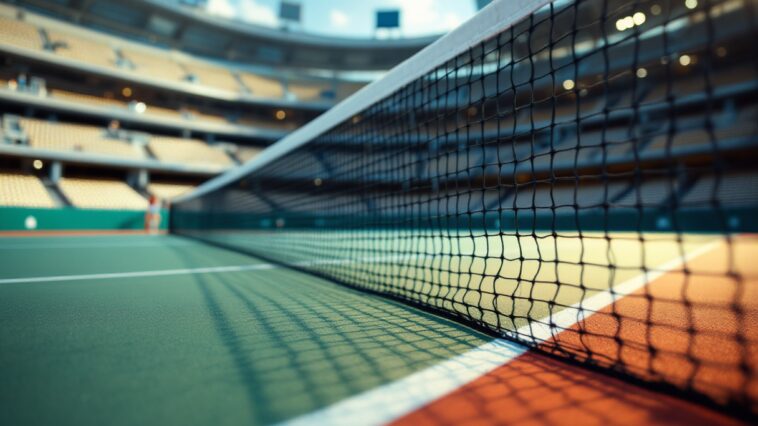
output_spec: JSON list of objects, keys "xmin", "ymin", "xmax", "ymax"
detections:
[{"xmin": 0, "ymin": 235, "xmax": 491, "ymax": 426}]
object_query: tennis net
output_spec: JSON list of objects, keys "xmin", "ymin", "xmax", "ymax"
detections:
[{"xmin": 172, "ymin": 0, "xmax": 758, "ymax": 416}]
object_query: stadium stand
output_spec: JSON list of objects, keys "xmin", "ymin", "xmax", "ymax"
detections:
[
  {"xmin": 147, "ymin": 136, "xmax": 233, "ymax": 169},
  {"xmin": 49, "ymin": 89, "xmax": 125, "ymax": 109},
  {"xmin": 287, "ymin": 81, "xmax": 332, "ymax": 101},
  {"xmin": 58, "ymin": 178, "xmax": 147, "ymax": 210},
  {"xmin": 121, "ymin": 48, "xmax": 188, "ymax": 82},
  {"xmin": 681, "ymin": 172, "xmax": 758, "ymax": 208},
  {"xmin": 148, "ymin": 183, "xmax": 195, "ymax": 201},
  {"xmin": 336, "ymin": 82, "xmax": 367, "ymax": 100},
  {"xmin": 19, "ymin": 118, "xmax": 144, "ymax": 159},
  {"xmin": 0, "ymin": 16, "xmax": 43, "ymax": 50},
  {"xmin": 235, "ymin": 145, "xmax": 263, "ymax": 163},
  {"xmin": 0, "ymin": 173, "xmax": 56, "ymax": 208},
  {"xmin": 184, "ymin": 61, "xmax": 241, "ymax": 92},
  {"xmin": 0, "ymin": 1, "xmax": 396, "ymax": 225},
  {"xmin": 239, "ymin": 72, "xmax": 284, "ymax": 98},
  {"xmin": 139, "ymin": 105, "xmax": 186, "ymax": 120},
  {"xmin": 47, "ymin": 30, "xmax": 117, "ymax": 69},
  {"xmin": 185, "ymin": 109, "xmax": 229, "ymax": 125},
  {"xmin": 0, "ymin": 7, "xmax": 368, "ymax": 106}
]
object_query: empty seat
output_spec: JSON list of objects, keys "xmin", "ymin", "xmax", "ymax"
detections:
[
  {"xmin": 20, "ymin": 118, "xmax": 144, "ymax": 159},
  {"xmin": 59, "ymin": 178, "xmax": 147, "ymax": 210},
  {"xmin": 185, "ymin": 109, "xmax": 228, "ymax": 124},
  {"xmin": 236, "ymin": 146, "xmax": 263, "ymax": 163},
  {"xmin": 287, "ymin": 81, "xmax": 332, "ymax": 101},
  {"xmin": 122, "ymin": 48, "xmax": 187, "ymax": 82},
  {"xmin": 47, "ymin": 30, "xmax": 116, "ymax": 68},
  {"xmin": 49, "ymin": 89, "xmax": 125, "ymax": 109},
  {"xmin": 0, "ymin": 173, "xmax": 56, "ymax": 208},
  {"xmin": 148, "ymin": 136, "xmax": 233, "ymax": 169},
  {"xmin": 143, "ymin": 105, "xmax": 186, "ymax": 120},
  {"xmin": 0, "ymin": 16, "xmax": 43, "ymax": 50},
  {"xmin": 336, "ymin": 82, "xmax": 366, "ymax": 100},
  {"xmin": 613, "ymin": 178, "xmax": 677, "ymax": 208},
  {"xmin": 239, "ymin": 72, "xmax": 284, "ymax": 98},
  {"xmin": 680, "ymin": 172, "xmax": 758, "ymax": 209},
  {"xmin": 184, "ymin": 61, "xmax": 240, "ymax": 92},
  {"xmin": 148, "ymin": 183, "xmax": 195, "ymax": 200}
]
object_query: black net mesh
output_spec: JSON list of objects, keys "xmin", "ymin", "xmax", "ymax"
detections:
[{"xmin": 172, "ymin": 0, "xmax": 758, "ymax": 415}]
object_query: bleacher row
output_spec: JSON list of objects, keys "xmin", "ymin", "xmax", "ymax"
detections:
[
  {"xmin": 0, "ymin": 173, "xmax": 192, "ymax": 210},
  {"xmin": 11, "ymin": 117, "xmax": 263, "ymax": 170},
  {"xmin": 43, "ymin": 89, "xmax": 239, "ymax": 127},
  {"xmin": 0, "ymin": 14, "xmax": 364, "ymax": 102}
]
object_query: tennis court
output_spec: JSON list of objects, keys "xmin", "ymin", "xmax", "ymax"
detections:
[
  {"xmin": 2, "ymin": 0, "xmax": 756, "ymax": 423},
  {"xmin": 0, "ymin": 232, "xmax": 752, "ymax": 425}
]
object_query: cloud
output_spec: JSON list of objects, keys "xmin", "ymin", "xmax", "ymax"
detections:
[
  {"xmin": 206, "ymin": 0, "xmax": 235, "ymax": 18},
  {"xmin": 442, "ymin": 12, "xmax": 462, "ymax": 30},
  {"xmin": 205, "ymin": 0, "xmax": 278, "ymax": 27},
  {"xmin": 238, "ymin": 0, "xmax": 278, "ymax": 27},
  {"xmin": 330, "ymin": 9, "xmax": 349, "ymax": 28},
  {"xmin": 387, "ymin": 0, "xmax": 465, "ymax": 35}
]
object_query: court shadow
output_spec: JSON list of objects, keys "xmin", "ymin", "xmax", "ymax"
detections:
[{"xmin": 165, "ymin": 240, "xmax": 744, "ymax": 425}]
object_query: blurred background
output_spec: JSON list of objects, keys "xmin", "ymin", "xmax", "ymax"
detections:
[{"xmin": 0, "ymin": 0, "xmax": 490, "ymax": 231}]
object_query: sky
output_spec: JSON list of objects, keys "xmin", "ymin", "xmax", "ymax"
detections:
[{"xmin": 203, "ymin": 0, "xmax": 479, "ymax": 38}]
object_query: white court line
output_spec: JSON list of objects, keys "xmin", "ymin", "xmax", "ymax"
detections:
[
  {"xmin": 0, "ymin": 254, "xmax": 430, "ymax": 285},
  {"xmin": 515, "ymin": 239, "xmax": 722, "ymax": 344},
  {"xmin": 0, "ymin": 264, "xmax": 278, "ymax": 285},
  {"xmin": 281, "ymin": 339, "xmax": 529, "ymax": 426},
  {"xmin": 0, "ymin": 240, "xmax": 196, "ymax": 250},
  {"xmin": 279, "ymin": 240, "xmax": 722, "ymax": 426}
]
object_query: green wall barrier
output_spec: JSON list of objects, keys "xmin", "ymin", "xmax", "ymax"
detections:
[{"xmin": 0, "ymin": 207, "xmax": 169, "ymax": 231}]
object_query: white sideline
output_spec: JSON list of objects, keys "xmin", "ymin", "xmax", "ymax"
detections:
[
  {"xmin": 280, "ymin": 338, "xmax": 529, "ymax": 426},
  {"xmin": 0, "ymin": 263, "xmax": 278, "ymax": 285},
  {"xmin": 0, "ymin": 253, "xmax": 430, "ymax": 284},
  {"xmin": 516, "ymin": 239, "xmax": 723, "ymax": 344},
  {"xmin": 0, "ymin": 240, "xmax": 195, "ymax": 250},
  {"xmin": 279, "ymin": 240, "xmax": 721, "ymax": 426}
]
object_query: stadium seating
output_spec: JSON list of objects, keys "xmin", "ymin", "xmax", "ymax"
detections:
[
  {"xmin": 49, "ymin": 89, "xmax": 125, "ymax": 109},
  {"xmin": 59, "ymin": 178, "xmax": 147, "ymax": 210},
  {"xmin": 185, "ymin": 109, "xmax": 229, "ymax": 124},
  {"xmin": 236, "ymin": 146, "xmax": 263, "ymax": 163},
  {"xmin": 19, "ymin": 118, "xmax": 144, "ymax": 159},
  {"xmin": 138, "ymin": 104, "xmax": 185, "ymax": 120},
  {"xmin": 336, "ymin": 82, "xmax": 366, "ymax": 100},
  {"xmin": 288, "ymin": 81, "xmax": 332, "ymax": 101},
  {"xmin": 147, "ymin": 136, "xmax": 233, "ymax": 169},
  {"xmin": 148, "ymin": 183, "xmax": 195, "ymax": 200},
  {"xmin": 681, "ymin": 172, "xmax": 758, "ymax": 208},
  {"xmin": 47, "ymin": 30, "xmax": 116, "ymax": 68},
  {"xmin": 0, "ymin": 173, "xmax": 56, "ymax": 208},
  {"xmin": 184, "ymin": 61, "xmax": 240, "ymax": 92},
  {"xmin": 239, "ymin": 72, "xmax": 284, "ymax": 98},
  {"xmin": 121, "ymin": 48, "xmax": 188, "ymax": 82},
  {"xmin": 0, "ymin": 16, "xmax": 43, "ymax": 50}
]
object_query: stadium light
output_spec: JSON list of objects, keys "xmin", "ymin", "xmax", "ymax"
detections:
[{"xmin": 616, "ymin": 12, "xmax": 646, "ymax": 31}]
